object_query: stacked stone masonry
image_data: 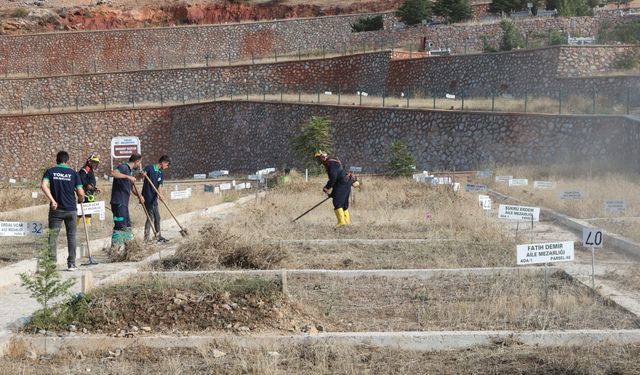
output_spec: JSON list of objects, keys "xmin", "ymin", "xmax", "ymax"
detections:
[
  {"xmin": 0, "ymin": 11, "xmax": 634, "ymax": 77},
  {"xmin": 0, "ymin": 101, "xmax": 637, "ymax": 179},
  {"xmin": 0, "ymin": 46, "xmax": 637, "ymax": 112}
]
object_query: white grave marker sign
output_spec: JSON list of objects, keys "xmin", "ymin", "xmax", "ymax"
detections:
[{"xmin": 517, "ymin": 241, "xmax": 574, "ymax": 265}]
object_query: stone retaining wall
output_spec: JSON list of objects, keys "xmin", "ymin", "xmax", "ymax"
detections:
[
  {"xmin": 0, "ymin": 46, "xmax": 635, "ymax": 112},
  {"xmin": 1, "ymin": 101, "xmax": 635, "ymax": 179},
  {"xmin": 0, "ymin": 11, "xmax": 633, "ymax": 77}
]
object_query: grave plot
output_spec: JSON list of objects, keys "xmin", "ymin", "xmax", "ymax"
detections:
[
  {"xmin": 3, "ymin": 342, "xmax": 640, "ymax": 374},
  {"xmin": 485, "ymin": 166, "xmax": 640, "ymax": 243},
  {"xmin": 158, "ymin": 176, "xmax": 518, "ymax": 270}
]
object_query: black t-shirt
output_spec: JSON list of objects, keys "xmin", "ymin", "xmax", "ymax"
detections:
[
  {"xmin": 42, "ymin": 164, "xmax": 82, "ymax": 211},
  {"xmin": 110, "ymin": 163, "xmax": 133, "ymax": 205},
  {"xmin": 78, "ymin": 165, "xmax": 97, "ymax": 195},
  {"xmin": 142, "ymin": 164, "xmax": 163, "ymax": 204}
]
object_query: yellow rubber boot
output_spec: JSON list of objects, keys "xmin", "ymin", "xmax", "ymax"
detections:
[
  {"xmin": 334, "ymin": 208, "xmax": 346, "ymax": 229},
  {"xmin": 86, "ymin": 217, "xmax": 92, "ymax": 226},
  {"xmin": 343, "ymin": 210, "xmax": 351, "ymax": 225}
]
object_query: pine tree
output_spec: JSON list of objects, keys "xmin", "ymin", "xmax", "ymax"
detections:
[
  {"xmin": 387, "ymin": 140, "xmax": 417, "ymax": 177},
  {"xmin": 396, "ymin": 0, "xmax": 432, "ymax": 26},
  {"xmin": 291, "ymin": 116, "xmax": 334, "ymax": 174},
  {"xmin": 433, "ymin": 0, "xmax": 473, "ymax": 23}
]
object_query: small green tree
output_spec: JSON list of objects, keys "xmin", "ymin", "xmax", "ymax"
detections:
[
  {"xmin": 351, "ymin": 15, "xmax": 384, "ymax": 32},
  {"xmin": 490, "ymin": 0, "xmax": 528, "ymax": 14},
  {"xmin": 500, "ymin": 18, "xmax": 525, "ymax": 51},
  {"xmin": 556, "ymin": 0, "xmax": 592, "ymax": 16},
  {"xmin": 433, "ymin": 0, "xmax": 473, "ymax": 23},
  {"xmin": 291, "ymin": 116, "xmax": 334, "ymax": 174},
  {"xmin": 20, "ymin": 237, "xmax": 76, "ymax": 329},
  {"xmin": 387, "ymin": 140, "xmax": 416, "ymax": 177},
  {"xmin": 396, "ymin": 0, "xmax": 432, "ymax": 26}
]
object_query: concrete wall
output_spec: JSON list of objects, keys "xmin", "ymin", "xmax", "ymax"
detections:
[
  {"xmin": 1, "ymin": 100, "xmax": 636, "ymax": 179},
  {"xmin": 0, "ymin": 11, "xmax": 632, "ymax": 77},
  {"xmin": 1, "ymin": 46, "xmax": 636, "ymax": 112}
]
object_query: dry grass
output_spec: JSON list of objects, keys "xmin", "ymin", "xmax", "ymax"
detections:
[
  {"xmin": 3, "ymin": 342, "xmax": 640, "ymax": 374},
  {"xmin": 105, "ymin": 237, "xmax": 148, "ymax": 262},
  {"xmin": 290, "ymin": 271, "xmax": 640, "ymax": 331},
  {"xmin": 164, "ymin": 175, "xmax": 518, "ymax": 269},
  {"xmin": 488, "ymin": 165, "xmax": 640, "ymax": 241},
  {"xmin": 164, "ymin": 225, "xmax": 289, "ymax": 270}
]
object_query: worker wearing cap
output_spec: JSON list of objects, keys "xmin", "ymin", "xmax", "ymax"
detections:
[
  {"xmin": 142, "ymin": 155, "xmax": 171, "ymax": 243},
  {"xmin": 315, "ymin": 150, "xmax": 352, "ymax": 228},
  {"xmin": 110, "ymin": 153, "xmax": 144, "ymax": 248},
  {"xmin": 77, "ymin": 154, "xmax": 101, "ymax": 226}
]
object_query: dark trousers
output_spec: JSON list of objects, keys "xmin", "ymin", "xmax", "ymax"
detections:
[
  {"xmin": 48, "ymin": 209, "xmax": 77, "ymax": 267},
  {"xmin": 331, "ymin": 182, "xmax": 351, "ymax": 210},
  {"xmin": 144, "ymin": 201, "xmax": 161, "ymax": 238},
  {"xmin": 111, "ymin": 203, "xmax": 131, "ymax": 231}
]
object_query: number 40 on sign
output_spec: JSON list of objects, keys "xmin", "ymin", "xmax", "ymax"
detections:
[{"xmin": 582, "ymin": 228, "xmax": 603, "ymax": 248}]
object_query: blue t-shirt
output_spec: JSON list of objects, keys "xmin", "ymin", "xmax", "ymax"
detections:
[
  {"xmin": 42, "ymin": 164, "xmax": 82, "ymax": 211},
  {"xmin": 110, "ymin": 163, "xmax": 133, "ymax": 205},
  {"xmin": 142, "ymin": 164, "xmax": 163, "ymax": 204}
]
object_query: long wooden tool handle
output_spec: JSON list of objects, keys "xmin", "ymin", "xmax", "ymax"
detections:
[
  {"xmin": 132, "ymin": 184, "xmax": 158, "ymax": 238},
  {"xmin": 79, "ymin": 202, "xmax": 92, "ymax": 257},
  {"xmin": 142, "ymin": 173, "xmax": 185, "ymax": 231}
]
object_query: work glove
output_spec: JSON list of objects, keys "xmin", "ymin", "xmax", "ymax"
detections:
[{"xmin": 322, "ymin": 187, "xmax": 330, "ymax": 194}]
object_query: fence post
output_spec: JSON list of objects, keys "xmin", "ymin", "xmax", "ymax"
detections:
[
  {"xmin": 48, "ymin": 102, "xmax": 51, "ymax": 113},
  {"xmin": 20, "ymin": 98, "xmax": 23, "ymax": 114},
  {"xmin": 75, "ymin": 97, "xmax": 79, "ymax": 111},
  {"xmin": 322, "ymin": 45, "xmax": 325, "ymax": 58},
  {"xmin": 316, "ymin": 86, "xmax": 320, "ymax": 103},
  {"xmin": 246, "ymin": 87, "xmax": 249, "ymax": 101},
  {"xmin": 298, "ymin": 85, "xmax": 301, "ymax": 102},
  {"xmin": 626, "ymin": 87, "xmax": 630, "ymax": 115},
  {"xmin": 382, "ymin": 89, "xmax": 385, "ymax": 107},
  {"xmin": 592, "ymin": 89, "xmax": 596, "ymax": 114},
  {"xmin": 263, "ymin": 85, "xmax": 266, "ymax": 101},
  {"xmin": 491, "ymin": 90, "xmax": 495, "ymax": 112},
  {"xmin": 433, "ymin": 90, "xmax": 436, "ymax": 109},
  {"xmin": 406, "ymin": 88, "xmax": 409, "ymax": 108},
  {"xmin": 198, "ymin": 91, "xmax": 201, "ymax": 103},
  {"xmin": 461, "ymin": 88, "xmax": 465, "ymax": 110},
  {"xmin": 409, "ymin": 44, "xmax": 412, "ymax": 59},
  {"xmin": 360, "ymin": 90, "xmax": 363, "ymax": 106},
  {"xmin": 280, "ymin": 85, "xmax": 283, "ymax": 101},
  {"xmin": 205, "ymin": 54, "xmax": 209, "ymax": 67},
  {"xmin": 298, "ymin": 46, "xmax": 301, "ymax": 60},
  {"xmin": 524, "ymin": 91, "xmax": 528, "ymax": 113},
  {"xmin": 252, "ymin": 53, "xmax": 255, "ymax": 65},
  {"xmin": 558, "ymin": 89, "xmax": 562, "ymax": 114},
  {"xmin": 160, "ymin": 92, "xmax": 164, "ymax": 106},
  {"xmin": 338, "ymin": 85, "xmax": 341, "ymax": 105},
  {"xmin": 274, "ymin": 48, "xmax": 278, "ymax": 62}
]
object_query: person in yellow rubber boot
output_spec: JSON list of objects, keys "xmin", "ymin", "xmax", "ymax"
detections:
[
  {"xmin": 77, "ymin": 153, "xmax": 101, "ymax": 226},
  {"xmin": 315, "ymin": 150, "xmax": 352, "ymax": 228}
]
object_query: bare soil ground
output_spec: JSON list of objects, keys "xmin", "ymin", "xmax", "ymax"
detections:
[
  {"xmin": 3, "ymin": 342, "xmax": 640, "ymax": 374},
  {"xmin": 0, "ymin": 0, "xmax": 400, "ymax": 34}
]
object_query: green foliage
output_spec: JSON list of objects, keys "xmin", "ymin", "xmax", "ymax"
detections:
[
  {"xmin": 20, "ymin": 237, "xmax": 76, "ymax": 330},
  {"xmin": 386, "ymin": 140, "xmax": 416, "ymax": 177},
  {"xmin": 598, "ymin": 20, "xmax": 640, "ymax": 44},
  {"xmin": 10, "ymin": 8, "xmax": 29, "ymax": 18},
  {"xmin": 482, "ymin": 35, "xmax": 498, "ymax": 52},
  {"xmin": 556, "ymin": 0, "xmax": 593, "ymax": 16},
  {"xmin": 433, "ymin": 0, "xmax": 473, "ymax": 23},
  {"xmin": 291, "ymin": 116, "xmax": 334, "ymax": 174},
  {"xmin": 613, "ymin": 50, "xmax": 639, "ymax": 69},
  {"xmin": 499, "ymin": 19, "xmax": 525, "ymax": 51},
  {"xmin": 351, "ymin": 15, "xmax": 384, "ymax": 32},
  {"xmin": 490, "ymin": 0, "xmax": 527, "ymax": 14},
  {"xmin": 396, "ymin": 0, "xmax": 432, "ymax": 26},
  {"xmin": 549, "ymin": 30, "xmax": 567, "ymax": 45}
]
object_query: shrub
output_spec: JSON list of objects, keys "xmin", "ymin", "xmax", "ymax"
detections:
[
  {"xmin": 433, "ymin": 0, "xmax": 472, "ymax": 23},
  {"xmin": 482, "ymin": 35, "xmax": 498, "ymax": 53},
  {"xmin": 387, "ymin": 140, "xmax": 416, "ymax": 177},
  {"xmin": 10, "ymin": 8, "xmax": 29, "ymax": 18},
  {"xmin": 598, "ymin": 20, "xmax": 640, "ymax": 44},
  {"xmin": 613, "ymin": 50, "xmax": 639, "ymax": 69},
  {"xmin": 499, "ymin": 19, "xmax": 524, "ymax": 51},
  {"xmin": 351, "ymin": 15, "xmax": 384, "ymax": 32},
  {"xmin": 396, "ymin": 0, "xmax": 432, "ymax": 26}
]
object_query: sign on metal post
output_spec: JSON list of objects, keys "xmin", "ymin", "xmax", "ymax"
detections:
[
  {"xmin": 508, "ymin": 178, "xmax": 528, "ymax": 187},
  {"xmin": 516, "ymin": 241, "xmax": 574, "ymax": 265},
  {"xmin": 495, "ymin": 176, "xmax": 513, "ymax": 183},
  {"xmin": 583, "ymin": 228, "xmax": 603, "ymax": 292},
  {"xmin": 476, "ymin": 170, "xmax": 492, "ymax": 178},
  {"xmin": 560, "ymin": 191, "xmax": 586, "ymax": 200},
  {"xmin": 76, "ymin": 201, "xmax": 105, "ymax": 216},
  {"xmin": 604, "ymin": 200, "xmax": 625, "ymax": 213},
  {"xmin": 465, "ymin": 183, "xmax": 487, "ymax": 192},
  {"xmin": 478, "ymin": 195, "xmax": 492, "ymax": 210},
  {"xmin": 110, "ymin": 136, "xmax": 141, "ymax": 172},
  {"xmin": 498, "ymin": 204, "xmax": 540, "ymax": 221},
  {"xmin": 193, "ymin": 174, "xmax": 207, "ymax": 180},
  {"xmin": 0, "ymin": 221, "xmax": 44, "ymax": 237},
  {"xmin": 349, "ymin": 166, "xmax": 363, "ymax": 173},
  {"xmin": 533, "ymin": 181, "xmax": 555, "ymax": 190},
  {"xmin": 170, "ymin": 188, "xmax": 192, "ymax": 200}
]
